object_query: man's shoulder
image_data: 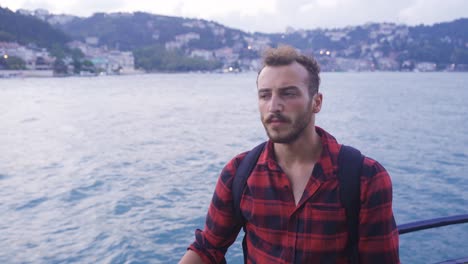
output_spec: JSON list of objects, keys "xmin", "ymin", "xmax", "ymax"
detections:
[
  {"xmin": 222, "ymin": 147, "xmax": 256, "ymax": 174},
  {"xmin": 230, "ymin": 151, "xmax": 250, "ymax": 168},
  {"xmin": 218, "ymin": 144, "xmax": 266, "ymax": 188},
  {"xmin": 360, "ymin": 155, "xmax": 390, "ymax": 180},
  {"xmin": 337, "ymin": 144, "xmax": 389, "ymax": 179},
  {"xmin": 232, "ymin": 142, "xmax": 268, "ymax": 164}
]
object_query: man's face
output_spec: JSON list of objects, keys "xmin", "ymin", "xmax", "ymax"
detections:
[{"xmin": 257, "ymin": 62, "xmax": 322, "ymax": 144}]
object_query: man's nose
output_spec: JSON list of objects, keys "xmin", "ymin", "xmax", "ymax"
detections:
[{"xmin": 269, "ymin": 95, "xmax": 284, "ymax": 113}]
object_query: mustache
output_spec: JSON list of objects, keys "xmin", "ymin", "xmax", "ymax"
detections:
[{"xmin": 265, "ymin": 113, "xmax": 290, "ymax": 123}]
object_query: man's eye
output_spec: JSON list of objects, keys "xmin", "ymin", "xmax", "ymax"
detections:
[
  {"xmin": 283, "ymin": 92, "xmax": 296, "ymax": 97},
  {"xmin": 259, "ymin": 93, "xmax": 270, "ymax": 99}
]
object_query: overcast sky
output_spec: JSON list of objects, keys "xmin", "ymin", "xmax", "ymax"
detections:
[{"xmin": 1, "ymin": 0, "xmax": 467, "ymax": 33}]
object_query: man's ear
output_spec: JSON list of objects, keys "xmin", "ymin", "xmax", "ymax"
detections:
[{"xmin": 312, "ymin": 93, "xmax": 323, "ymax": 113}]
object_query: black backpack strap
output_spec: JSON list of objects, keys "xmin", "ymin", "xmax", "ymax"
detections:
[
  {"xmin": 232, "ymin": 141, "xmax": 267, "ymax": 264},
  {"xmin": 338, "ymin": 145, "xmax": 364, "ymax": 264},
  {"xmin": 232, "ymin": 141, "xmax": 267, "ymax": 224}
]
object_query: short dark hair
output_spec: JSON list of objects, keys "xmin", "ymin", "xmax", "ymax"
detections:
[{"xmin": 259, "ymin": 45, "xmax": 321, "ymax": 95}]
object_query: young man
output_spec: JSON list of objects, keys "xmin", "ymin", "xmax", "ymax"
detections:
[{"xmin": 179, "ymin": 46, "xmax": 400, "ymax": 263}]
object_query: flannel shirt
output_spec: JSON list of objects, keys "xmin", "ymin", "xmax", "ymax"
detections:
[{"xmin": 189, "ymin": 126, "xmax": 400, "ymax": 263}]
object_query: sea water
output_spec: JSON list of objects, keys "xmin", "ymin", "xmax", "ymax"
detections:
[{"xmin": 0, "ymin": 72, "xmax": 467, "ymax": 263}]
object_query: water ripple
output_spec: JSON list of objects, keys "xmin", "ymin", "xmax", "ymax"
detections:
[
  {"xmin": 62, "ymin": 180, "xmax": 105, "ymax": 203},
  {"xmin": 113, "ymin": 195, "xmax": 151, "ymax": 216},
  {"xmin": 15, "ymin": 197, "xmax": 48, "ymax": 211}
]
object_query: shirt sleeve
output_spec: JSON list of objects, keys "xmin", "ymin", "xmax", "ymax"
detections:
[
  {"xmin": 188, "ymin": 154, "xmax": 246, "ymax": 264},
  {"xmin": 358, "ymin": 158, "xmax": 400, "ymax": 264}
]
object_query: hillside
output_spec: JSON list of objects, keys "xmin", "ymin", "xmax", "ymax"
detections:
[
  {"xmin": 0, "ymin": 7, "xmax": 69, "ymax": 49},
  {"xmin": 48, "ymin": 11, "xmax": 468, "ymax": 70},
  {"xmin": 53, "ymin": 12, "xmax": 249, "ymax": 52},
  {"xmin": 2, "ymin": 7, "xmax": 468, "ymax": 72}
]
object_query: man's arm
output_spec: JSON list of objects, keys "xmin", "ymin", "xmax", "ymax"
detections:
[
  {"xmin": 179, "ymin": 154, "xmax": 246, "ymax": 263},
  {"xmin": 359, "ymin": 158, "xmax": 400, "ymax": 264},
  {"xmin": 179, "ymin": 250, "xmax": 204, "ymax": 264}
]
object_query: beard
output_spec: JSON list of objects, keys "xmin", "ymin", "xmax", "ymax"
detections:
[{"xmin": 261, "ymin": 101, "xmax": 313, "ymax": 144}]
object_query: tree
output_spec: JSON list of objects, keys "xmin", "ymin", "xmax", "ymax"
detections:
[
  {"xmin": 0, "ymin": 55, "xmax": 26, "ymax": 70},
  {"xmin": 451, "ymin": 48, "xmax": 468, "ymax": 64},
  {"xmin": 53, "ymin": 59, "xmax": 68, "ymax": 75},
  {"xmin": 81, "ymin": 60, "xmax": 96, "ymax": 73},
  {"xmin": 133, "ymin": 44, "xmax": 222, "ymax": 72},
  {"xmin": 49, "ymin": 44, "xmax": 67, "ymax": 59}
]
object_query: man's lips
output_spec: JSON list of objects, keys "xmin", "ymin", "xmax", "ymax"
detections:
[
  {"xmin": 266, "ymin": 114, "xmax": 289, "ymax": 124},
  {"xmin": 269, "ymin": 119, "xmax": 286, "ymax": 124}
]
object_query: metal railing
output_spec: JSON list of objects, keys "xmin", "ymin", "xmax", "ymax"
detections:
[
  {"xmin": 397, "ymin": 214, "xmax": 468, "ymax": 264},
  {"xmin": 398, "ymin": 214, "xmax": 468, "ymax": 235}
]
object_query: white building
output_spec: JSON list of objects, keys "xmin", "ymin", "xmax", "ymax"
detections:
[
  {"xmin": 107, "ymin": 51, "xmax": 135, "ymax": 73},
  {"xmin": 325, "ymin": 31, "xmax": 349, "ymax": 42},
  {"xmin": 190, "ymin": 49, "xmax": 215, "ymax": 60},
  {"xmin": 67, "ymin": 41, "xmax": 135, "ymax": 74},
  {"xmin": 0, "ymin": 42, "xmax": 52, "ymax": 70},
  {"xmin": 183, "ymin": 20, "xmax": 206, "ymax": 29},
  {"xmin": 415, "ymin": 62, "xmax": 437, "ymax": 72},
  {"xmin": 214, "ymin": 47, "xmax": 238, "ymax": 62},
  {"xmin": 166, "ymin": 33, "xmax": 200, "ymax": 50},
  {"xmin": 85, "ymin": 37, "xmax": 99, "ymax": 46},
  {"xmin": 175, "ymin": 33, "xmax": 200, "ymax": 43}
]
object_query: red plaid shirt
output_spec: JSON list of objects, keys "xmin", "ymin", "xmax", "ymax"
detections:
[{"xmin": 189, "ymin": 127, "xmax": 400, "ymax": 263}]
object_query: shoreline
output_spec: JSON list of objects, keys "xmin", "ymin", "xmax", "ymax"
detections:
[
  {"xmin": 1, "ymin": 69, "xmax": 467, "ymax": 79},
  {"xmin": 0, "ymin": 69, "xmax": 146, "ymax": 79}
]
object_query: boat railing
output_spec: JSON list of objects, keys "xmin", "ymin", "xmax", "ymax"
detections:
[
  {"xmin": 397, "ymin": 214, "xmax": 468, "ymax": 264},
  {"xmin": 398, "ymin": 214, "xmax": 468, "ymax": 234}
]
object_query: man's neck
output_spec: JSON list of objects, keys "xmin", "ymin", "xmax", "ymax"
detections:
[{"xmin": 273, "ymin": 126, "xmax": 323, "ymax": 167}]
